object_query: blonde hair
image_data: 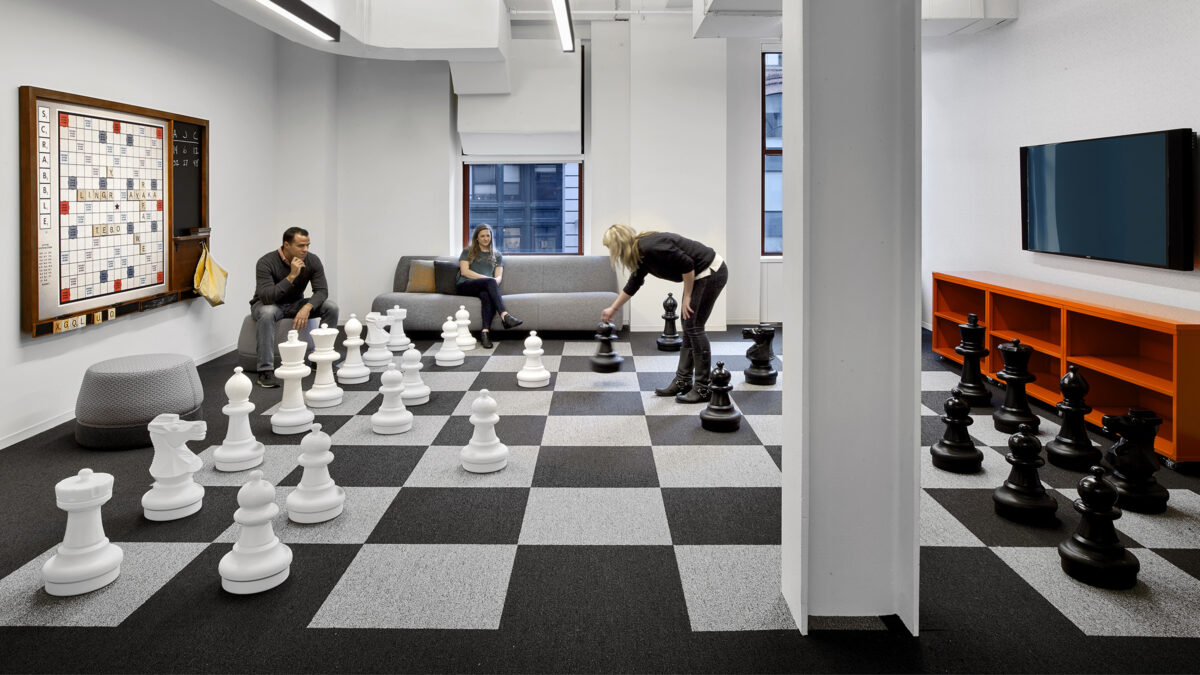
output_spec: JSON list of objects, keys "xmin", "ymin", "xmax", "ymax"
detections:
[
  {"xmin": 467, "ymin": 224, "xmax": 498, "ymax": 265},
  {"xmin": 602, "ymin": 224, "xmax": 657, "ymax": 272}
]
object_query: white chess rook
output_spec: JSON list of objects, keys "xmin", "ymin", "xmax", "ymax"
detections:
[
  {"xmin": 460, "ymin": 389, "xmax": 509, "ymax": 473},
  {"xmin": 305, "ymin": 323, "xmax": 344, "ymax": 408},
  {"xmin": 400, "ymin": 347, "xmax": 431, "ymax": 406},
  {"xmin": 518, "ymin": 330, "xmax": 551, "ymax": 388},
  {"xmin": 362, "ymin": 312, "xmax": 394, "ymax": 371},
  {"xmin": 213, "ymin": 367, "xmax": 266, "ymax": 472},
  {"xmin": 337, "ymin": 314, "xmax": 370, "ymax": 385},
  {"xmin": 372, "ymin": 363, "xmax": 414, "ymax": 434},
  {"xmin": 142, "ymin": 414, "xmax": 207, "ymax": 521},
  {"xmin": 219, "ymin": 470, "xmax": 293, "ymax": 594},
  {"xmin": 386, "ymin": 305, "xmax": 412, "ymax": 352},
  {"xmin": 42, "ymin": 469, "xmax": 124, "ymax": 596},
  {"xmin": 455, "ymin": 305, "xmax": 477, "ymax": 351},
  {"xmin": 436, "ymin": 316, "xmax": 465, "ymax": 367},
  {"xmin": 286, "ymin": 423, "xmax": 346, "ymax": 523},
  {"xmin": 272, "ymin": 330, "xmax": 315, "ymax": 435}
]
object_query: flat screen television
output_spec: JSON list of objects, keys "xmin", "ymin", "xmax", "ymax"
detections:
[{"xmin": 1020, "ymin": 129, "xmax": 1195, "ymax": 271}]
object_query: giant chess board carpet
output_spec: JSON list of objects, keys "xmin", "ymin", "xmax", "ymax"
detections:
[{"xmin": 2, "ymin": 327, "xmax": 1200, "ymax": 673}]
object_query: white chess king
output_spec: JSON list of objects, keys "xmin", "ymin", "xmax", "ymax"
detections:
[
  {"xmin": 42, "ymin": 469, "xmax": 124, "ymax": 596},
  {"xmin": 271, "ymin": 329, "xmax": 315, "ymax": 435},
  {"xmin": 460, "ymin": 389, "xmax": 509, "ymax": 473},
  {"xmin": 213, "ymin": 367, "xmax": 265, "ymax": 472}
]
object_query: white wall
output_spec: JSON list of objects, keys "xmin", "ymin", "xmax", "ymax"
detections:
[
  {"xmin": 922, "ymin": 0, "xmax": 1200, "ymax": 326},
  {"xmin": 0, "ymin": 0, "xmax": 279, "ymax": 446},
  {"xmin": 725, "ymin": 38, "xmax": 764, "ymax": 325},
  {"xmin": 588, "ymin": 22, "xmax": 632, "ymax": 257}
]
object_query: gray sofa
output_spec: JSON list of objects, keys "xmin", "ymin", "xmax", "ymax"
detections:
[{"xmin": 371, "ymin": 255, "xmax": 619, "ymax": 332}]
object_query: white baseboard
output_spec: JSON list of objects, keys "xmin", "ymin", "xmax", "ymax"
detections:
[
  {"xmin": 631, "ymin": 323, "xmax": 728, "ymax": 332},
  {"xmin": 921, "ymin": 320, "xmax": 932, "ymax": 331},
  {"xmin": 197, "ymin": 343, "xmax": 237, "ymax": 365}
]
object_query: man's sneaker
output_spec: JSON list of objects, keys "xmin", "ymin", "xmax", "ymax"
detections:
[{"xmin": 257, "ymin": 370, "xmax": 280, "ymax": 388}]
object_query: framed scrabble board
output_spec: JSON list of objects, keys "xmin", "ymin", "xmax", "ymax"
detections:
[{"xmin": 19, "ymin": 87, "xmax": 209, "ymax": 337}]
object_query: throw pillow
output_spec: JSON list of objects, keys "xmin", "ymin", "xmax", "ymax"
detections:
[
  {"xmin": 406, "ymin": 260, "xmax": 436, "ymax": 293},
  {"xmin": 434, "ymin": 260, "xmax": 459, "ymax": 295}
]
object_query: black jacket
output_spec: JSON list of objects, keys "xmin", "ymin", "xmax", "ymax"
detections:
[
  {"xmin": 251, "ymin": 250, "xmax": 329, "ymax": 308},
  {"xmin": 622, "ymin": 233, "xmax": 716, "ymax": 296}
]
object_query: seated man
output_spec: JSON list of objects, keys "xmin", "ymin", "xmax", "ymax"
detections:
[{"xmin": 251, "ymin": 227, "xmax": 338, "ymax": 387}]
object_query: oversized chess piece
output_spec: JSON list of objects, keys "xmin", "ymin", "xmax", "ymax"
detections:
[
  {"xmin": 272, "ymin": 330, "xmax": 314, "ymax": 435},
  {"xmin": 741, "ymin": 323, "xmax": 779, "ymax": 386},
  {"xmin": 954, "ymin": 313, "xmax": 991, "ymax": 407},
  {"xmin": 1102, "ymin": 408, "xmax": 1169, "ymax": 514},
  {"xmin": 435, "ymin": 316, "xmax": 465, "ymax": 367},
  {"xmin": 42, "ymin": 469, "xmax": 124, "ymax": 596},
  {"xmin": 992, "ymin": 339, "xmax": 1040, "ymax": 434},
  {"xmin": 1058, "ymin": 466, "xmax": 1140, "ymax": 590},
  {"xmin": 305, "ymin": 323, "xmax": 343, "ymax": 408},
  {"xmin": 700, "ymin": 362, "xmax": 742, "ymax": 432},
  {"xmin": 142, "ymin": 414, "xmax": 206, "ymax": 521},
  {"xmin": 400, "ymin": 347, "xmax": 431, "ymax": 406},
  {"xmin": 386, "ymin": 305, "xmax": 412, "ymax": 352},
  {"xmin": 286, "ymin": 423, "xmax": 346, "ymax": 523},
  {"xmin": 336, "ymin": 314, "xmax": 370, "ymax": 385},
  {"xmin": 930, "ymin": 389, "xmax": 983, "ymax": 473},
  {"xmin": 372, "ymin": 363, "xmax": 414, "ymax": 434},
  {"xmin": 218, "ymin": 470, "xmax": 292, "ymax": 594},
  {"xmin": 656, "ymin": 293, "xmax": 682, "ymax": 352},
  {"xmin": 213, "ymin": 367, "xmax": 265, "ymax": 472},
  {"xmin": 362, "ymin": 312, "xmax": 393, "ymax": 371},
  {"xmin": 517, "ymin": 331, "xmax": 551, "ymax": 388},
  {"xmin": 1046, "ymin": 365, "xmax": 1101, "ymax": 471},
  {"xmin": 590, "ymin": 321, "xmax": 624, "ymax": 373},
  {"xmin": 455, "ymin": 305, "xmax": 477, "ymax": 351},
  {"xmin": 993, "ymin": 424, "xmax": 1058, "ymax": 523},
  {"xmin": 460, "ymin": 389, "xmax": 509, "ymax": 473}
]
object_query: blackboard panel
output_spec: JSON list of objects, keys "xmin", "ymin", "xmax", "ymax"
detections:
[{"xmin": 172, "ymin": 122, "xmax": 203, "ymax": 236}]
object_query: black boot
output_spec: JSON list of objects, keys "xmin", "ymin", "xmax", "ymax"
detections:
[
  {"xmin": 676, "ymin": 348, "xmax": 712, "ymax": 404},
  {"xmin": 655, "ymin": 348, "xmax": 693, "ymax": 397}
]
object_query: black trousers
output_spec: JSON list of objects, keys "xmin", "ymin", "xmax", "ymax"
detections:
[
  {"xmin": 681, "ymin": 263, "xmax": 729, "ymax": 379},
  {"xmin": 455, "ymin": 278, "xmax": 507, "ymax": 329}
]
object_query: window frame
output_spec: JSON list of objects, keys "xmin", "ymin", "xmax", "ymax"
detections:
[
  {"xmin": 762, "ymin": 51, "xmax": 782, "ymax": 257},
  {"xmin": 461, "ymin": 162, "xmax": 585, "ymax": 255}
]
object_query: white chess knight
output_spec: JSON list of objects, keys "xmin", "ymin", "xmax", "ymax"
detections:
[
  {"xmin": 286, "ymin": 423, "xmax": 345, "ymax": 523},
  {"xmin": 372, "ymin": 363, "xmax": 413, "ymax": 434},
  {"xmin": 305, "ymin": 323, "xmax": 344, "ymax": 408},
  {"xmin": 42, "ymin": 468, "xmax": 124, "ymax": 596},
  {"xmin": 362, "ymin": 311, "xmax": 393, "ymax": 370},
  {"xmin": 386, "ymin": 305, "xmax": 411, "ymax": 352},
  {"xmin": 517, "ymin": 330, "xmax": 551, "ymax": 388},
  {"xmin": 142, "ymin": 414, "xmax": 206, "ymax": 521},
  {"xmin": 213, "ymin": 367, "xmax": 265, "ymax": 472},
  {"xmin": 399, "ymin": 346, "xmax": 431, "ymax": 406},
  {"xmin": 272, "ymin": 330, "xmax": 315, "ymax": 435},
  {"xmin": 219, "ymin": 470, "xmax": 293, "ymax": 595},
  {"xmin": 435, "ymin": 316, "xmax": 465, "ymax": 367},
  {"xmin": 337, "ymin": 313, "xmax": 370, "ymax": 385},
  {"xmin": 460, "ymin": 389, "xmax": 509, "ymax": 473},
  {"xmin": 455, "ymin": 305, "xmax": 477, "ymax": 351}
]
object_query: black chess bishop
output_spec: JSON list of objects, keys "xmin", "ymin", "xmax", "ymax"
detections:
[
  {"xmin": 741, "ymin": 323, "xmax": 778, "ymax": 386},
  {"xmin": 1103, "ymin": 408, "xmax": 1169, "ymax": 514},
  {"xmin": 1058, "ymin": 466, "xmax": 1140, "ymax": 590},
  {"xmin": 930, "ymin": 389, "xmax": 983, "ymax": 474},
  {"xmin": 657, "ymin": 293, "xmax": 682, "ymax": 352},
  {"xmin": 590, "ymin": 321, "xmax": 625, "ymax": 373},
  {"xmin": 699, "ymin": 362, "xmax": 741, "ymax": 432},
  {"xmin": 954, "ymin": 313, "xmax": 991, "ymax": 407},
  {"xmin": 993, "ymin": 423, "xmax": 1059, "ymax": 523},
  {"xmin": 993, "ymin": 339, "xmax": 1040, "ymax": 434},
  {"xmin": 1045, "ymin": 365, "xmax": 1101, "ymax": 471}
]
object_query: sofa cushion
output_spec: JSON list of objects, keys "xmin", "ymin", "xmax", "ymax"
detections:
[
  {"xmin": 406, "ymin": 260, "xmax": 436, "ymax": 293},
  {"xmin": 434, "ymin": 260, "xmax": 459, "ymax": 295}
]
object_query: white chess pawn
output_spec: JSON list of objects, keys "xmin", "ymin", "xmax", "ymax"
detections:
[
  {"xmin": 460, "ymin": 389, "xmax": 509, "ymax": 473},
  {"xmin": 362, "ymin": 311, "xmax": 393, "ymax": 371},
  {"xmin": 455, "ymin": 305, "xmax": 477, "ymax": 351},
  {"xmin": 213, "ymin": 367, "xmax": 265, "ymax": 471},
  {"xmin": 42, "ymin": 469, "xmax": 124, "ymax": 596},
  {"xmin": 219, "ymin": 470, "xmax": 293, "ymax": 594},
  {"xmin": 142, "ymin": 414, "xmax": 206, "ymax": 521},
  {"xmin": 400, "ymin": 347, "xmax": 431, "ymax": 406},
  {"xmin": 337, "ymin": 314, "xmax": 370, "ymax": 385},
  {"xmin": 305, "ymin": 323, "xmax": 344, "ymax": 408},
  {"xmin": 286, "ymin": 423, "xmax": 345, "ymax": 523},
  {"xmin": 435, "ymin": 316, "xmax": 465, "ymax": 367},
  {"xmin": 372, "ymin": 363, "xmax": 414, "ymax": 434},
  {"xmin": 272, "ymin": 330, "xmax": 315, "ymax": 435},
  {"xmin": 386, "ymin": 305, "xmax": 411, "ymax": 352},
  {"xmin": 518, "ymin": 330, "xmax": 551, "ymax": 388}
]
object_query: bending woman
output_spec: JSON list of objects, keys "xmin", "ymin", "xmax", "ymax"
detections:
[
  {"xmin": 600, "ymin": 224, "xmax": 728, "ymax": 403},
  {"xmin": 456, "ymin": 224, "xmax": 522, "ymax": 348}
]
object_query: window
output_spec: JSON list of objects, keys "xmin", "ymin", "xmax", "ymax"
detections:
[
  {"xmin": 464, "ymin": 163, "xmax": 583, "ymax": 254},
  {"xmin": 763, "ymin": 52, "xmax": 782, "ymax": 255}
]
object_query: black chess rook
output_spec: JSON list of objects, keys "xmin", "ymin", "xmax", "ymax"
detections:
[
  {"xmin": 930, "ymin": 389, "xmax": 983, "ymax": 473},
  {"xmin": 657, "ymin": 293, "xmax": 682, "ymax": 352},
  {"xmin": 992, "ymin": 339, "xmax": 1040, "ymax": 434},
  {"xmin": 1046, "ymin": 365, "xmax": 1101, "ymax": 471},
  {"xmin": 1058, "ymin": 466, "xmax": 1140, "ymax": 590},
  {"xmin": 1103, "ymin": 408, "xmax": 1169, "ymax": 514},
  {"xmin": 954, "ymin": 313, "xmax": 991, "ymax": 407},
  {"xmin": 741, "ymin": 323, "xmax": 778, "ymax": 386},
  {"xmin": 590, "ymin": 321, "xmax": 625, "ymax": 373},
  {"xmin": 700, "ymin": 362, "xmax": 741, "ymax": 432},
  {"xmin": 993, "ymin": 423, "xmax": 1059, "ymax": 523}
]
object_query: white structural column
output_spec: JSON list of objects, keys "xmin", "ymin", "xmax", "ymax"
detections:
[{"xmin": 781, "ymin": 0, "xmax": 921, "ymax": 635}]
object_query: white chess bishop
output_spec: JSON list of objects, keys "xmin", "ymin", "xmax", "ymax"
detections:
[
  {"xmin": 460, "ymin": 389, "xmax": 509, "ymax": 473},
  {"xmin": 213, "ymin": 367, "xmax": 265, "ymax": 472},
  {"xmin": 518, "ymin": 331, "xmax": 551, "ymax": 388},
  {"xmin": 286, "ymin": 423, "xmax": 345, "ymax": 523},
  {"xmin": 272, "ymin": 329, "xmax": 315, "ymax": 435},
  {"xmin": 455, "ymin": 305, "xmax": 477, "ymax": 351},
  {"xmin": 337, "ymin": 314, "xmax": 370, "ymax": 385},
  {"xmin": 219, "ymin": 470, "xmax": 293, "ymax": 594},
  {"xmin": 400, "ymin": 346, "xmax": 431, "ymax": 406},
  {"xmin": 372, "ymin": 363, "xmax": 413, "ymax": 434},
  {"xmin": 142, "ymin": 414, "xmax": 206, "ymax": 521},
  {"xmin": 386, "ymin": 305, "xmax": 411, "ymax": 352},
  {"xmin": 362, "ymin": 311, "xmax": 393, "ymax": 370},
  {"xmin": 42, "ymin": 469, "xmax": 124, "ymax": 596},
  {"xmin": 305, "ymin": 323, "xmax": 344, "ymax": 408},
  {"xmin": 435, "ymin": 316, "xmax": 465, "ymax": 366}
]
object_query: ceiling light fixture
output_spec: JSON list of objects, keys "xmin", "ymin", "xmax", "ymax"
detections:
[
  {"xmin": 551, "ymin": 0, "xmax": 575, "ymax": 52},
  {"xmin": 254, "ymin": 0, "xmax": 340, "ymax": 42}
]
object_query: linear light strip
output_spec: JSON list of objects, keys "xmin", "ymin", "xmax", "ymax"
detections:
[
  {"xmin": 254, "ymin": 0, "xmax": 339, "ymax": 42},
  {"xmin": 551, "ymin": 0, "xmax": 575, "ymax": 52}
]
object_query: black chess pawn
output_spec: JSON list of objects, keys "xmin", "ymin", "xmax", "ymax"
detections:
[
  {"xmin": 1058, "ymin": 466, "xmax": 1140, "ymax": 590},
  {"xmin": 741, "ymin": 324, "xmax": 778, "ymax": 386},
  {"xmin": 1102, "ymin": 408, "xmax": 1169, "ymax": 514},
  {"xmin": 657, "ymin": 293, "xmax": 682, "ymax": 352},
  {"xmin": 700, "ymin": 362, "xmax": 742, "ymax": 432},
  {"xmin": 930, "ymin": 389, "xmax": 983, "ymax": 473},
  {"xmin": 992, "ymin": 339, "xmax": 1040, "ymax": 434},
  {"xmin": 1046, "ymin": 365, "xmax": 1101, "ymax": 471},
  {"xmin": 954, "ymin": 314, "xmax": 991, "ymax": 407},
  {"xmin": 993, "ymin": 423, "xmax": 1058, "ymax": 523},
  {"xmin": 590, "ymin": 321, "xmax": 625, "ymax": 373}
]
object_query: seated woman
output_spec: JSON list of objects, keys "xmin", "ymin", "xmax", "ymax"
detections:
[{"xmin": 455, "ymin": 224, "xmax": 522, "ymax": 348}]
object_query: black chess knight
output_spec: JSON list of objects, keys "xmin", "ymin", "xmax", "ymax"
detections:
[
  {"xmin": 657, "ymin": 293, "xmax": 682, "ymax": 352},
  {"xmin": 741, "ymin": 324, "xmax": 778, "ymax": 386},
  {"xmin": 699, "ymin": 362, "xmax": 741, "ymax": 432},
  {"xmin": 954, "ymin": 314, "xmax": 991, "ymax": 407},
  {"xmin": 590, "ymin": 321, "xmax": 625, "ymax": 373},
  {"xmin": 1058, "ymin": 466, "xmax": 1140, "ymax": 590},
  {"xmin": 930, "ymin": 389, "xmax": 983, "ymax": 474},
  {"xmin": 993, "ymin": 424, "xmax": 1059, "ymax": 523},
  {"xmin": 1103, "ymin": 408, "xmax": 1169, "ymax": 514},
  {"xmin": 1045, "ymin": 365, "xmax": 1101, "ymax": 471},
  {"xmin": 992, "ymin": 339, "xmax": 1040, "ymax": 434}
]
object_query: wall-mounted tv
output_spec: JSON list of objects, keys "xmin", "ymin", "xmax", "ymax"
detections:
[{"xmin": 1020, "ymin": 129, "xmax": 1195, "ymax": 271}]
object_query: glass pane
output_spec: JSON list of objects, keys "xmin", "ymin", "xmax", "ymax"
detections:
[
  {"xmin": 503, "ymin": 165, "xmax": 519, "ymax": 183},
  {"xmin": 465, "ymin": 163, "xmax": 581, "ymax": 254},
  {"xmin": 764, "ymin": 53, "xmax": 782, "ymax": 150},
  {"xmin": 763, "ymin": 155, "xmax": 782, "ymax": 255},
  {"xmin": 764, "ymin": 212, "xmax": 783, "ymax": 255}
]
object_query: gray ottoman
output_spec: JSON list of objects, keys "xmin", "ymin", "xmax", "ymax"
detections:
[{"xmin": 75, "ymin": 353, "xmax": 204, "ymax": 449}]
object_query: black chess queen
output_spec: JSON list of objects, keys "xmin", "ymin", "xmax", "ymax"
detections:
[
  {"xmin": 600, "ymin": 224, "xmax": 728, "ymax": 403},
  {"xmin": 455, "ymin": 224, "xmax": 522, "ymax": 348}
]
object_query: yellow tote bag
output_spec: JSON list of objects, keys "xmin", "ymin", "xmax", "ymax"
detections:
[{"xmin": 193, "ymin": 243, "xmax": 228, "ymax": 307}]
